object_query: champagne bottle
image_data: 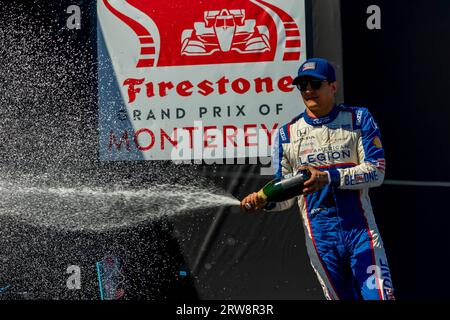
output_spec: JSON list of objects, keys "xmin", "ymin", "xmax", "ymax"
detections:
[{"xmin": 244, "ymin": 169, "xmax": 311, "ymax": 210}]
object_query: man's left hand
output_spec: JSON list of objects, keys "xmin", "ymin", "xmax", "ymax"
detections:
[{"xmin": 300, "ymin": 166, "xmax": 329, "ymax": 195}]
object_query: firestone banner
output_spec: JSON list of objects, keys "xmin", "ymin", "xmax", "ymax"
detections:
[{"xmin": 97, "ymin": 0, "xmax": 308, "ymax": 161}]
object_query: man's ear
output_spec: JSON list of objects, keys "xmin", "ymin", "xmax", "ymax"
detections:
[{"xmin": 331, "ymin": 81, "xmax": 338, "ymax": 94}]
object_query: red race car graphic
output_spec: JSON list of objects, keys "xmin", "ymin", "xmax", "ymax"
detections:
[
  {"xmin": 181, "ymin": 9, "xmax": 271, "ymax": 56},
  {"xmin": 101, "ymin": 0, "xmax": 302, "ymax": 68}
]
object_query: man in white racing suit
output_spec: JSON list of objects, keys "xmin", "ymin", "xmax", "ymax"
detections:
[{"xmin": 241, "ymin": 58, "xmax": 394, "ymax": 300}]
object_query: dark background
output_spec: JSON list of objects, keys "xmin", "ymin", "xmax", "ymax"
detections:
[
  {"xmin": 0, "ymin": 0, "xmax": 448, "ymax": 300},
  {"xmin": 341, "ymin": 0, "xmax": 450, "ymax": 299}
]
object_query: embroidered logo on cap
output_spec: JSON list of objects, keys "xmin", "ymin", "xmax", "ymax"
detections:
[{"xmin": 302, "ymin": 62, "xmax": 316, "ymax": 71}]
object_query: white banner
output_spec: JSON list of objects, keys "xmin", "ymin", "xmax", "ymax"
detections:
[{"xmin": 97, "ymin": 0, "xmax": 308, "ymax": 161}]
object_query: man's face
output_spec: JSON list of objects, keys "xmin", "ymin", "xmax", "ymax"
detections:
[{"xmin": 297, "ymin": 77, "xmax": 337, "ymax": 112}]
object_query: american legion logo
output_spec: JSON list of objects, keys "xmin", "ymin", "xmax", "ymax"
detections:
[{"xmin": 97, "ymin": 0, "xmax": 308, "ymax": 161}]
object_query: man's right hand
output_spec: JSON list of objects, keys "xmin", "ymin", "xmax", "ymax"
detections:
[{"xmin": 240, "ymin": 192, "xmax": 267, "ymax": 212}]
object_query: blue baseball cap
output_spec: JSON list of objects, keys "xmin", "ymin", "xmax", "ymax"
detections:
[{"xmin": 292, "ymin": 58, "xmax": 336, "ymax": 84}]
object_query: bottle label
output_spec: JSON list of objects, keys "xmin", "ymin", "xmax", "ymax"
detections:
[{"xmin": 257, "ymin": 189, "xmax": 268, "ymax": 202}]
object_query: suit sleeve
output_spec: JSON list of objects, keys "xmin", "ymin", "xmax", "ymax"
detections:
[
  {"xmin": 263, "ymin": 127, "xmax": 297, "ymax": 212},
  {"xmin": 326, "ymin": 109, "xmax": 386, "ymax": 189}
]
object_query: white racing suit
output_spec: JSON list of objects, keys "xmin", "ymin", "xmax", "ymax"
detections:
[{"xmin": 265, "ymin": 104, "xmax": 394, "ymax": 300}]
